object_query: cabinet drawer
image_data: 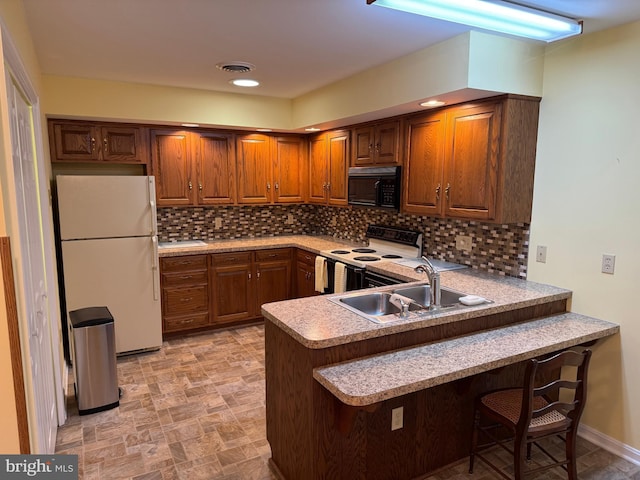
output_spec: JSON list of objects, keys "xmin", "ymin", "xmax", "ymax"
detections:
[
  {"xmin": 212, "ymin": 252, "xmax": 252, "ymax": 266},
  {"xmin": 161, "ymin": 270, "xmax": 208, "ymax": 287},
  {"xmin": 163, "ymin": 313, "xmax": 209, "ymax": 332},
  {"xmin": 255, "ymin": 248, "xmax": 291, "ymax": 262},
  {"xmin": 296, "ymin": 249, "xmax": 316, "ymax": 265},
  {"xmin": 161, "ymin": 254, "xmax": 208, "ymax": 272},
  {"xmin": 162, "ymin": 286, "xmax": 208, "ymax": 316}
]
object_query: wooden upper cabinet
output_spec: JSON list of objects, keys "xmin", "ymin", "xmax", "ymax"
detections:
[
  {"xmin": 308, "ymin": 134, "xmax": 329, "ymax": 204},
  {"xmin": 308, "ymin": 130, "xmax": 349, "ymax": 206},
  {"xmin": 327, "ymin": 130, "xmax": 349, "ymax": 206},
  {"xmin": 444, "ymin": 103, "xmax": 501, "ymax": 220},
  {"xmin": 236, "ymin": 134, "xmax": 273, "ymax": 204},
  {"xmin": 352, "ymin": 120, "xmax": 400, "ymax": 166},
  {"xmin": 49, "ymin": 120, "xmax": 148, "ymax": 164},
  {"xmin": 272, "ymin": 136, "xmax": 306, "ymax": 203},
  {"xmin": 401, "ymin": 95, "xmax": 540, "ymax": 223},
  {"xmin": 151, "ymin": 129, "xmax": 238, "ymax": 207},
  {"xmin": 150, "ymin": 129, "xmax": 193, "ymax": 206},
  {"xmin": 403, "ymin": 112, "xmax": 446, "ymax": 216},
  {"xmin": 196, "ymin": 132, "xmax": 236, "ymax": 205}
]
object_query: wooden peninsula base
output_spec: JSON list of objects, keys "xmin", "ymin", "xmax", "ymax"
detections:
[{"xmin": 264, "ymin": 297, "xmax": 619, "ymax": 480}]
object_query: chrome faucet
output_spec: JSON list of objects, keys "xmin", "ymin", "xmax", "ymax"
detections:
[{"xmin": 414, "ymin": 255, "xmax": 441, "ymax": 310}]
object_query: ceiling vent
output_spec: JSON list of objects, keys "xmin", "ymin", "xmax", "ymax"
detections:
[{"xmin": 216, "ymin": 61, "xmax": 256, "ymax": 73}]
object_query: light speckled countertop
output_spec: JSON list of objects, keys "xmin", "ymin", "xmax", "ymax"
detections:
[
  {"xmin": 157, "ymin": 235, "xmax": 358, "ymax": 257},
  {"xmin": 313, "ymin": 312, "xmax": 619, "ymax": 406},
  {"xmin": 261, "ymin": 267, "xmax": 573, "ymax": 349}
]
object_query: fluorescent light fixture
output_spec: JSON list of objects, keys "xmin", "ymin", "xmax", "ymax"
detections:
[
  {"xmin": 256, "ymin": 128, "xmax": 273, "ymax": 132},
  {"xmin": 305, "ymin": 127, "xmax": 321, "ymax": 132},
  {"xmin": 231, "ymin": 79, "xmax": 260, "ymax": 87},
  {"xmin": 367, "ymin": 0, "xmax": 582, "ymax": 42},
  {"xmin": 181, "ymin": 123, "xmax": 200, "ymax": 128}
]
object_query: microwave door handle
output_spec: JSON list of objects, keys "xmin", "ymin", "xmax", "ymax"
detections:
[{"xmin": 374, "ymin": 180, "xmax": 381, "ymax": 204}]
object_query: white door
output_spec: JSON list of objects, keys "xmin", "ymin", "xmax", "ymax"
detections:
[
  {"xmin": 61, "ymin": 236, "xmax": 162, "ymax": 354},
  {"xmin": 7, "ymin": 75, "xmax": 57, "ymax": 452}
]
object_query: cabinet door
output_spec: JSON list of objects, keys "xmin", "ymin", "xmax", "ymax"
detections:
[
  {"xmin": 256, "ymin": 260, "xmax": 292, "ymax": 307},
  {"xmin": 51, "ymin": 123, "xmax": 100, "ymax": 161},
  {"xmin": 375, "ymin": 120, "xmax": 400, "ymax": 165},
  {"xmin": 352, "ymin": 126, "xmax": 375, "ymax": 166},
  {"xmin": 327, "ymin": 130, "xmax": 349, "ymax": 206},
  {"xmin": 150, "ymin": 129, "xmax": 194, "ymax": 206},
  {"xmin": 196, "ymin": 132, "xmax": 236, "ymax": 205},
  {"xmin": 295, "ymin": 249, "xmax": 317, "ymax": 298},
  {"xmin": 444, "ymin": 104, "xmax": 501, "ymax": 220},
  {"xmin": 273, "ymin": 136, "xmax": 305, "ymax": 203},
  {"xmin": 211, "ymin": 253, "xmax": 255, "ymax": 324},
  {"xmin": 236, "ymin": 134, "xmax": 272, "ymax": 204},
  {"xmin": 308, "ymin": 134, "xmax": 328, "ymax": 204},
  {"xmin": 100, "ymin": 126, "xmax": 147, "ymax": 163},
  {"xmin": 403, "ymin": 112, "xmax": 446, "ymax": 216}
]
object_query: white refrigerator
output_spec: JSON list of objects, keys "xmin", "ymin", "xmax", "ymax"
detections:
[{"xmin": 57, "ymin": 175, "xmax": 162, "ymax": 354}]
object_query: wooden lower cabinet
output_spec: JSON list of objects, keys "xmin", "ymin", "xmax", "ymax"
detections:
[
  {"xmin": 210, "ymin": 252, "xmax": 255, "ymax": 325},
  {"xmin": 295, "ymin": 249, "xmax": 317, "ymax": 298},
  {"xmin": 162, "ymin": 249, "xmax": 294, "ymax": 335},
  {"xmin": 160, "ymin": 255, "xmax": 210, "ymax": 333}
]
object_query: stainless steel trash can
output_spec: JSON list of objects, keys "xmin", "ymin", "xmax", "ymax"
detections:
[{"xmin": 69, "ymin": 306, "xmax": 119, "ymax": 415}]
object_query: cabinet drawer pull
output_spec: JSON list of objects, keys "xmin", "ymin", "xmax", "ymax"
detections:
[
  {"xmin": 103, "ymin": 137, "xmax": 108, "ymax": 153},
  {"xmin": 445, "ymin": 183, "xmax": 450, "ymax": 201},
  {"xmin": 180, "ymin": 297, "xmax": 193, "ymax": 302},
  {"xmin": 274, "ymin": 182, "xmax": 279, "ymax": 190},
  {"xmin": 257, "ymin": 271, "xmax": 261, "ymax": 279},
  {"xmin": 91, "ymin": 137, "xmax": 96, "ymax": 152},
  {"xmin": 199, "ymin": 182, "xmax": 203, "ymax": 191},
  {"xmin": 179, "ymin": 275, "xmax": 193, "ymax": 280},
  {"xmin": 248, "ymin": 273, "xmax": 252, "ymax": 280},
  {"xmin": 180, "ymin": 318, "xmax": 195, "ymax": 325},
  {"xmin": 188, "ymin": 181, "xmax": 193, "ymax": 191},
  {"xmin": 435, "ymin": 183, "xmax": 441, "ymax": 202}
]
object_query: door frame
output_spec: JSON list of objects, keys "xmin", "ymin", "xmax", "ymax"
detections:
[{"xmin": 1, "ymin": 20, "xmax": 66, "ymax": 445}]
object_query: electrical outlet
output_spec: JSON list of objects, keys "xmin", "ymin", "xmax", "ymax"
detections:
[
  {"xmin": 286, "ymin": 213, "xmax": 294, "ymax": 224},
  {"xmin": 536, "ymin": 245, "xmax": 547, "ymax": 263},
  {"xmin": 391, "ymin": 407, "xmax": 403, "ymax": 431},
  {"xmin": 602, "ymin": 254, "xmax": 615, "ymax": 274},
  {"xmin": 214, "ymin": 217, "xmax": 223, "ymax": 229},
  {"xmin": 455, "ymin": 235, "xmax": 472, "ymax": 252}
]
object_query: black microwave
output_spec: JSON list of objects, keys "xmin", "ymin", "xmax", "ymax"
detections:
[{"xmin": 348, "ymin": 166, "xmax": 401, "ymax": 210}]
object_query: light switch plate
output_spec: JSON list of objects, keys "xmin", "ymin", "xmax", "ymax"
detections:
[
  {"xmin": 536, "ymin": 245, "xmax": 547, "ymax": 263},
  {"xmin": 456, "ymin": 235, "xmax": 472, "ymax": 252}
]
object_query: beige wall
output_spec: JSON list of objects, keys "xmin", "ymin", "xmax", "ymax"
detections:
[{"xmin": 528, "ymin": 20, "xmax": 640, "ymax": 449}]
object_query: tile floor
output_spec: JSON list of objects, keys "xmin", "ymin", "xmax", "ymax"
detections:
[{"xmin": 55, "ymin": 323, "xmax": 639, "ymax": 480}]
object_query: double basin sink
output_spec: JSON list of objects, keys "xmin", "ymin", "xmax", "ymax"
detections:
[{"xmin": 330, "ymin": 283, "xmax": 475, "ymax": 323}]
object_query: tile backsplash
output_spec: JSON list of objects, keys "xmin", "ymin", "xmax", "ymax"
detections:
[{"xmin": 158, "ymin": 205, "xmax": 529, "ymax": 278}]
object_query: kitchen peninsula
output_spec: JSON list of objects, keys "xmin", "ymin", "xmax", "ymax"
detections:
[{"xmin": 261, "ymin": 266, "xmax": 619, "ymax": 480}]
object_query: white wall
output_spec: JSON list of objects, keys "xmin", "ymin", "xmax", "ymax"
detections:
[{"xmin": 529, "ymin": 20, "xmax": 640, "ymax": 450}]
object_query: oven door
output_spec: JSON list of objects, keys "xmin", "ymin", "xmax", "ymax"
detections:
[
  {"xmin": 363, "ymin": 271, "xmax": 406, "ymax": 288},
  {"xmin": 325, "ymin": 258, "xmax": 365, "ymax": 293}
]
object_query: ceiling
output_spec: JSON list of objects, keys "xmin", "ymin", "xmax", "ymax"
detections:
[{"xmin": 22, "ymin": 0, "xmax": 640, "ymax": 100}]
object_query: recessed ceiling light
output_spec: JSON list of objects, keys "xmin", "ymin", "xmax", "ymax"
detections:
[
  {"xmin": 181, "ymin": 123, "xmax": 200, "ymax": 127},
  {"xmin": 305, "ymin": 127, "xmax": 321, "ymax": 132},
  {"xmin": 231, "ymin": 79, "xmax": 260, "ymax": 87},
  {"xmin": 420, "ymin": 100, "xmax": 446, "ymax": 108}
]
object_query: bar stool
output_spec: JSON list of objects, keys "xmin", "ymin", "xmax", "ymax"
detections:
[{"xmin": 469, "ymin": 349, "xmax": 592, "ymax": 479}]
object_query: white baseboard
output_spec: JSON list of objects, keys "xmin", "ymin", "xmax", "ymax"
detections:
[{"xmin": 579, "ymin": 424, "xmax": 640, "ymax": 466}]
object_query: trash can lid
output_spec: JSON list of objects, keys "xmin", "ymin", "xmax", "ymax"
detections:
[{"xmin": 69, "ymin": 306, "xmax": 114, "ymax": 328}]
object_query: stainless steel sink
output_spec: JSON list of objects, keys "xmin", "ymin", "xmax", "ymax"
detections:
[
  {"xmin": 393, "ymin": 284, "xmax": 465, "ymax": 308},
  {"xmin": 338, "ymin": 292, "xmax": 422, "ymax": 317}
]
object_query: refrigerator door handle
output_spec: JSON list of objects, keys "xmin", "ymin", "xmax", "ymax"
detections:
[
  {"xmin": 148, "ymin": 177, "xmax": 158, "ymax": 235},
  {"xmin": 151, "ymin": 236, "xmax": 160, "ymax": 301}
]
